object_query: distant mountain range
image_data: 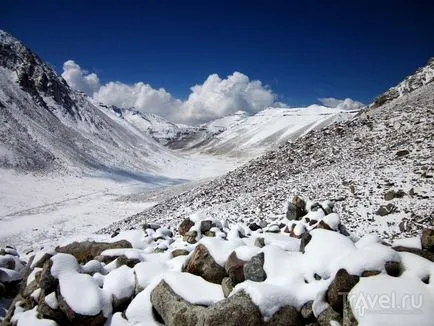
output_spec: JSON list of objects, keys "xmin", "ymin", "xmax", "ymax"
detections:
[{"xmin": 2, "ymin": 29, "xmax": 432, "ymax": 179}]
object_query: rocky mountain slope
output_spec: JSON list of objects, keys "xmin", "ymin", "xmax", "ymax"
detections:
[
  {"xmin": 0, "ymin": 30, "xmax": 191, "ymax": 177},
  {"xmin": 102, "ymin": 61, "xmax": 434, "ymax": 241},
  {"xmin": 373, "ymin": 57, "xmax": 434, "ymax": 107},
  {"xmin": 2, "ymin": 196, "xmax": 434, "ymax": 325}
]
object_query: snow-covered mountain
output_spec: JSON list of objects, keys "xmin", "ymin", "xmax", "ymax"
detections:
[
  {"xmin": 195, "ymin": 106, "xmax": 355, "ymax": 158},
  {"xmin": 0, "ymin": 30, "xmax": 190, "ymax": 177},
  {"xmin": 0, "ymin": 29, "xmax": 359, "ymax": 177}
]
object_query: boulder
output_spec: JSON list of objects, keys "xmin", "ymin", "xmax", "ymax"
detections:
[
  {"xmin": 55, "ymin": 240, "xmax": 132, "ymax": 264},
  {"xmin": 200, "ymin": 220, "xmax": 215, "ymax": 234},
  {"xmin": 244, "ymin": 252, "xmax": 267, "ymax": 282},
  {"xmin": 316, "ymin": 306, "xmax": 342, "ymax": 326},
  {"xmin": 182, "ymin": 244, "xmax": 227, "ymax": 284},
  {"xmin": 327, "ymin": 269, "xmax": 359, "ymax": 313},
  {"xmin": 57, "ymin": 292, "xmax": 106, "ymax": 325},
  {"xmin": 150, "ymin": 280, "xmax": 263, "ymax": 326},
  {"xmin": 421, "ymin": 228, "xmax": 434, "ymax": 252},
  {"xmin": 183, "ymin": 231, "xmax": 198, "ymax": 244},
  {"xmin": 151, "ymin": 280, "xmax": 205, "ymax": 325},
  {"xmin": 224, "ymin": 252, "xmax": 246, "ymax": 284},
  {"xmin": 179, "ymin": 218, "xmax": 195, "ymax": 236},
  {"xmin": 39, "ymin": 260, "xmax": 58, "ymax": 294},
  {"xmin": 265, "ymin": 305, "xmax": 303, "ymax": 326}
]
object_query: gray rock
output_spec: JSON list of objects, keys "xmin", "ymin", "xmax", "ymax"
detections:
[
  {"xmin": 396, "ymin": 149, "xmax": 410, "ymax": 157},
  {"xmin": 327, "ymin": 269, "xmax": 359, "ymax": 313},
  {"xmin": 244, "ymin": 252, "xmax": 267, "ymax": 282},
  {"xmin": 265, "ymin": 305, "xmax": 303, "ymax": 326},
  {"xmin": 221, "ymin": 277, "xmax": 234, "ymax": 298},
  {"xmin": 182, "ymin": 244, "xmax": 227, "ymax": 284},
  {"xmin": 384, "ymin": 261, "xmax": 401, "ymax": 277},
  {"xmin": 183, "ymin": 231, "xmax": 198, "ymax": 244},
  {"xmin": 421, "ymin": 228, "xmax": 434, "ymax": 252},
  {"xmin": 200, "ymin": 220, "xmax": 215, "ymax": 234},
  {"xmin": 150, "ymin": 280, "xmax": 263, "ymax": 326},
  {"xmin": 171, "ymin": 249, "xmax": 190, "ymax": 257},
  {"xmin": 55, "ymin": 240, "xmax": 132, "ymax": 264},
  {"xmin": 224, "ymin": 252, "xmax": 246, "ymax": 284},
  {"xmin": 317, "ymin": 306, "xmax": 342, "ymax": 326},
  {"xmin": 249, "ymin": 223, "xmax": 261, "ymax": 231},
  {"xmin": 300, "ymin": 300, "xmax": 315, "ymax": 323},
  {"xmin": 254, "ymin": 237, "xmax": 265, "ymax": 248},
  {"xmin": 151, "ymin": 281, "xmax": 205, "ymax": 325},
  {"xmin": 39, "ymin": 260, "xmax": 58, "ymax": 294},
  {"xmin": 384, "ymin": 189, "xmax": 406, "ymax": 201},
  {"xmin": 179, "ymin": 218, "xmax": 195, "ymax": 236},
  {"xmin": 300, "ymin": 232, "xmax": 312, "ymax": 253}
]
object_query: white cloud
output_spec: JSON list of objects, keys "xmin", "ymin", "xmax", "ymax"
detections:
[
  {"xmin": 177, "ymin": 72, "xmax": 275, "ymax": 124},
  {"xmin": 61, "ymin": 60, "xmax": 100, "ymax": 95},
  {"xmin": 61, "ymin": 60, "xmax": 277, "ymax": 124},
  {"xmin": 93, "ymin": 81, "xmax": 182, "ymax": 117},
  {"xmin": 318, "ymin": 97, "xmax": 364, "ymax": 111}
]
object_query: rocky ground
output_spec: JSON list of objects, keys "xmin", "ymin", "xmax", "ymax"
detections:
[
  {"xmin": 100, "ymin": 81, "xmax": 434, "ymax": 242},
  {"xmin": 2, "ymin": 195, "xmax": 433, "ymax": 325}
]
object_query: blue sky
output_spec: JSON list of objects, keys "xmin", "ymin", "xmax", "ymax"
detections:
[{"xmin": 2, "ymin": 0, "xmax": 434, "ymax": 121}]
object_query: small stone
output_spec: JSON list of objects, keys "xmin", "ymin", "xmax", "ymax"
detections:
[
  {"xmin": 178, "ymin": 218, "xmax": 195, "ymax": 236},
  {"xmin": 244, "ymin": 252, "xmax": 267, "ymax": 282},
  {"xmin": 421, "ymin": 228, "xmax": 434, "ymax": 252},
  {"xmin": 183, "ymin": 231, "xmax": 198, "ymax": 244},
  {"xmin": 248, "ymin": 223, "xmax": 261, "ymax": 231},
  {"xmin": 361, "ymin": 270, "xmax": 381, "ymax": 277},
  {"xmin": 225, "ymin": 252, "xmax": 246, "ymax": 284},
  {"xmin": 204, "ymin": 231, "xmax": 216, "ymax": 237},
  {"xmin": 254, "ymin": 237, "xmax": 265, "ymax": 248},
  {"xmin": 171, "ymin": 249, "xmax": 190, "ymax": 257},
  {"xmin": 265, "ymin": 305, "xmax": 303, "ymax": 326},
  {"xmin": 116, "ymin": 255, "xmax": 141, "ymax": 268},
  {"xmin": 317, "ymin": 306, "xmax": 342, "ymax": 326},
  {"xmin": 327, "ymin": 269, "xmax": 359, "ymax": 313},
  {"xmin": 385, "ymin": 261, "xmax": 401, "ymax": 277},
  {"xmin": 221, "ymin": 277, "xmax": 234, "ymax": 298},
  {"xmin": 182, "ymin": 244, "xmax": 227, "ymax": 284},
  {"xmin": 396, "ymin": 149, "xmax": 410, "ymax": 157},
  {"xmin": 300, "ymin": 301, "xmax": 314, "ymax": 323},
  {"xmin": 299, "ymin": 232, "xmax": 312, "ymax": 253},
  {"xmin": 200, "ymin": 220, "xmax": 214, "ymax": 234}
]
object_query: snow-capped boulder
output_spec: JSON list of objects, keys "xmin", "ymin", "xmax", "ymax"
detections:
[{"xmin": 182, "ymin": 244, "xmax": 227, "ymax": 284}]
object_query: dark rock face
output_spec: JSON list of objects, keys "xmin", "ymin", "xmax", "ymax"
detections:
[
  {"xmin": 182, "ymin": 244, "xmax": 227, "ymax": 284},
  {"xmin": 55, "ymin": 240, "xmax": 132, "ymax": 264},
  {"xmin": 327, "ymin": 269, "xmax": 359, "ymax": 313},
  {"xmin": 244, "ymin": 252, "xmax": 267, "ymax": 282}
]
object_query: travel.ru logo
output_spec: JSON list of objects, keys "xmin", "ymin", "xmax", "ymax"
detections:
[{"xmin": 343, "ymin": 291, "xmax": 424, "ymax": 316}]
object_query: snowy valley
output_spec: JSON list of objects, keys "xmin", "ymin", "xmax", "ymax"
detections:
[{"xmin": 0, "ymin": 29, "xmax": 433, "ymax": 326}]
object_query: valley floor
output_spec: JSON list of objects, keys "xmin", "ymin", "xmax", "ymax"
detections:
[{"xmin": 0, "ymin": 153, "xmax": 241, "ymax": 252}]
